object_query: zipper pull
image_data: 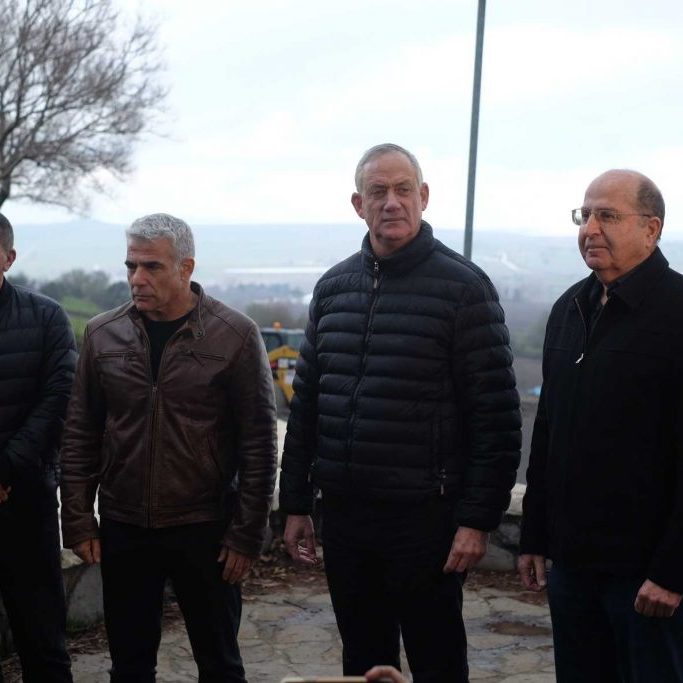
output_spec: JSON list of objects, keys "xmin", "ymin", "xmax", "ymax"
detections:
[
  {"xmin": 439, "ymin": 468, "xmax": 446, "ymax": 495},
  {"xmin": 373, "ymin": 261, "xmax": 379, "ymax": 289},
  {"xmin": 575, "ymin": 352, "xmax": 584, "ymax": 364}
]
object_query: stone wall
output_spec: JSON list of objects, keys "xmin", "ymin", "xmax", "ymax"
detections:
[{"xmin": 0, "ymin": 550, "xmax": 104, "ymax": 658}]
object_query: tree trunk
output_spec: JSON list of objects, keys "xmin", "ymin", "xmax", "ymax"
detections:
[{"xmin": 0, "ymin": 177, "xmax": 9, "ymax": 208}]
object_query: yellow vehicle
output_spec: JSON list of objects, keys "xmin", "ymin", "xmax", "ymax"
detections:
[{"xmin": 260, "ymin": 324, "xmax": 304, "ymax": 409}]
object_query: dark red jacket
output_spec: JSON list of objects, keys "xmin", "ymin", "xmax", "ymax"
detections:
[{"xmin": 60, "ymin": 283, "xmax": 278, "ymax": 557}]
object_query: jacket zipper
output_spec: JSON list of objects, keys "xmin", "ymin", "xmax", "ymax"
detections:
[
  {"xmin": 345, "ymin": 261, "xmax": 381, "ymax": 468},
  {"xmin": 143, "ymin": 323, "xmax": 189, "ymax": 527},
  {"xmin": 573, "ymin": 295, "xmax": 588, "ymax": 364}
]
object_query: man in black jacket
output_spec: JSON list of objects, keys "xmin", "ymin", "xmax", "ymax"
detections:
[
  {"xmin": 0, "ymin": 213, "xmax": 76, "ymax": 682},
  {"xmin": 280, "ymin": 144, "xmax": 521, "ymax": 682},
  {"xmin": 519, "ymin": 170, "xmax": 683, "ymax": 682}
]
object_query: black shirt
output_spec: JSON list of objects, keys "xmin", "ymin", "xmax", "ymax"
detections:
[{"xmin": 142, "ymin": 312, "xmax": 191, "ymax": 382}]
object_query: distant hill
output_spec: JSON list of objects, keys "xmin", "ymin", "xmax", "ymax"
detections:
[{"xmin": 11, "ymin": 220, "xmax": 683, "ymax": 304}]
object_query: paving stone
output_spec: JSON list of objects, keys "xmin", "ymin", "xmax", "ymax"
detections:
[
  {"xmin": 469, "ymin": 632, "xmax": 520, "ymax": 650},
  {"xmin": 245, "ymin": 603, "xmax": 301, "ymax": 621},
  {"xmin": 486, "ymin": 596, "xmax": 551, "ymax": 617},
  {"xmin": 463, "ymin": 596, "xmax": 492, "ymax": 619},
  {"xmin": 500, "ymin": 648, "xmax": 545, "ymax": 672},
  {"xmin": 499, "ymin": 673, "xmax": 555, "ymax": 683},
  {"xmin": 238, "ymin": 640, "xmax": 275, "ymax": 663},
  {"xmin": 274, "ymin": 623, "xmax": 333, "ymax": 644}
]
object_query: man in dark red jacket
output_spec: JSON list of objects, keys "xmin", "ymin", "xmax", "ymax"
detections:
[
  {"xmin": 0, "ymin": 213, "xmax": 76, "ymax": 682},
  {"xmin": 519, "ymin": 170, "xmax": 683, "ymax": 682},
  {"xmin": 60, "ymin": 213, "xmax": 277, "ymax": 683}
]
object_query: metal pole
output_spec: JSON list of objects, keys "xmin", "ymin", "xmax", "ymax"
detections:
[{"xmin": 463, "ymin": 0, "xmax": 486, "ymax": 260}]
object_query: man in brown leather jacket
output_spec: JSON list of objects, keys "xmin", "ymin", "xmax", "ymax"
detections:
[{"xmin": 60, "ymin": 213, "xmax": 278, "ymax": 682}]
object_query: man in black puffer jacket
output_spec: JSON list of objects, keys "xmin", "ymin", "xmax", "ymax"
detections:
[
  {"xmin": 280, "ymin": 144, "xmax": 521, "ymax": 682},
  {"xmin": 0, "ymin": 213, "xmax": 76, "ymax": 682}
]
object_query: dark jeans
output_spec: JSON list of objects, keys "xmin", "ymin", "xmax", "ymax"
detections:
[
  {"xmin": 99, "ymin": 518, "xmax": 245, "ymax": 683},
  {"xmin": 321, "ymin": 495, "xmax": 468, "ymax": 683},
  {"xmin": 548, "ymin": 564, "xmax": 683, "ymax": 683},
  {"xmin": 0, "ymin": 501, "xmax": 72, "ymax": 683}
]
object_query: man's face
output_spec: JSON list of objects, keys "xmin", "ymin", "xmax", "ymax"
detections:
[
  {"xmin": 351, "ymin": 152, "xmax": 429, "ymax": 257},
  {"xmin": 578, "ymin": 171, "xmax": 660, "ymax": 284},
  {"xmin": 125, "ymin": 236, "xmax": 194, "ymax": 321},
  {"xmin": 0, "ymin": 242, "xmax": 16, "ymax": 287}
]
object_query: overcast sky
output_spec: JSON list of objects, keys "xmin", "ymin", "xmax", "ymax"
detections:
[{"xmin": 7, "ymin": 0, "xmax": 683, "ymax": 238}]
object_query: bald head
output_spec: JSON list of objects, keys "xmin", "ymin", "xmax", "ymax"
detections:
[
  {"xmin": 579, "ymin": 169, "xmax": 663, "ymax": 284},
  {"xmin": 588, "ymin": 169, "xmax": 665, "ymax": 233}
]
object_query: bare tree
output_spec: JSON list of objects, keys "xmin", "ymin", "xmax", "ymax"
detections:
[{"xmin": 0, "ymin": 0, "xmax": 166, "ymax": 210}]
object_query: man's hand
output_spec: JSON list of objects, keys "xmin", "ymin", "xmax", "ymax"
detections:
[
  {"xmin": 217, "ymin": 547, "xmax": 254, "ymax": 584},
  {"xmin": 443, "ymin": 526, "xmax": 489, "ymax": 573},
  {"xmin": 72, "ymin": 538, "xmax": 101, "ymax": 564},
  {"xmin": 517, "ymin": 554, "xmax": 547, "ymax": 591},
  {"xmin": 0, "ymin": 484, "xmax": 10, "ymax": 504},
  {"xmin": 284, "ymin": 514, "xmax": 318, "ymax": 565},
  {"xmin": 634, "ymin": 579, "xmax": 682, "ymax": 617},
  {"xmin": 365, "ymin": 664, "xmax": 408, "ymax": 682}
]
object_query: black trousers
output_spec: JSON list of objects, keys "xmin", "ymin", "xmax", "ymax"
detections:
[
  {"xmin": 321, "ymin": 495, "xmax": 469, "ymax": 683},
  {"xmin": 548, "ymin": 564, "xmax": 683, "ymax": 683},
  {"xmin": 0, "ymin": 500, "xmax": 72, "ymax": 683},
  {"xmin": 99, "ymin": 518, "xmax": 246, "ymax": 683}
]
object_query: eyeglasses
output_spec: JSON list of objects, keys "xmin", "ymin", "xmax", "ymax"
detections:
[{"xmin": 571, "ymin": 207, "xmax": 652, "ymax": 226}]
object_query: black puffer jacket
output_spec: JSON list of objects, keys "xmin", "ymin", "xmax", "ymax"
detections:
[
  {"xmin": 280, "ymin": 222, "xmax": 521, "ymax": 531},
  {"xmin": 0, "ymin": 278, "xmax": 77, "ymax": 499}
]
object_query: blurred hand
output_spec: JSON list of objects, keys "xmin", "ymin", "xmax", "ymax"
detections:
[
  {"xmin": 443, "ymin": 527, "xmax": 488, "ymax": 573},
  {"xmin": 635, "ymin": 579, "xmax": 681, "ymax": 617},
  {"xmin": 365, "ymin": 665, "xmax": 409, "ymax": 682},
  {"xmin": 517, "ymin": 554, "xmax": 547, "ymax": 591},
  {"xmin": 284, "ymin": 514, "xmax": 318, "ymax": 565},
  {"xmin": 72, "ymin": 538, "xmax": 101, "ymax": 564},
  {"xmin": 217, "ymin": 546, "xmax": 254, "ymax": 584},
  {"xmin": 0, "ymin": 484, "xmax": 10, "ymax": 504}
]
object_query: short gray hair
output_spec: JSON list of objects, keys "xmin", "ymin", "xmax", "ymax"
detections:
[
  {"xmin": 126, "ymin": 213, "xmax": 195, "ymax": 261},
  {"xmin": 354, "ymin": 143, "xmax": 423, "ymax": 192},
  {"xmin": 637, "ymin": 176, "xmax": 665, "ymax": 228},
  {"xmin": 0, "ymin": 213, "xmax": 13, "ymax": 252}
]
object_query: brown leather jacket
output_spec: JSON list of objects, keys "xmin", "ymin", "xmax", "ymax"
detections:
[{"xmin": 60, "ymin": 283, "xmax": 277, "ymax": 557}]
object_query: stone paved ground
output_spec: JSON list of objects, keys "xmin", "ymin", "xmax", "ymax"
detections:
[{"xmin": 1, "ymin": 557, "xmax": 555, "ymax": 682}]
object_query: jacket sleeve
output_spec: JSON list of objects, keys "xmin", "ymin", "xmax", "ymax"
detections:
[
  {"xmin": 646, "ymin": 360, "xmax": 683, "ymax": 593},
  {"xmin": 0, "ymin": 302, "xmax": 77, "ymax": 488},
  {"xmin": 279, "ymin": 293, "xmax": 320, "ymax": 515},
  {"xmin": 222, "ymin": 324, "xmax": 278, "ymax": 557},
  {"xmin": 519, "ymin": 300, "xmax": 558, "ymax": 557},
  {"xmin": 451, "ymin": 277, "xmax": 521, "ymax": 531},
  {"xmin": 519, "ymin": 386, "xmax": 550, "ymax": 556},
  {"xmin": 59, "ymin": 325, "xmax": 107, "ymax": 548}
]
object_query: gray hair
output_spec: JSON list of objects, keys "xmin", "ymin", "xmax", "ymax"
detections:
[
  {"xmin": 354, "ymin": 143, "xmax": 423, "ymax": 192},
  {"xmin": 0, "ymin": 213, "xmax": 14, "ymax": 252},
  {"xmin": 126, "ymin": 213, "xmax": 195, "ymax": 261},
  {"xmin": 637, "ymin": 176, "xmax": 665, "ymax": 229}
]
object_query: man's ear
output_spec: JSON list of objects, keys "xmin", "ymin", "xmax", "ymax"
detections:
[
  {"xmin": 646, "ymin": 216, "xmax": 663, "ymax": 245},
  {"xmin": 420, "ymin": 183, "xmax": 429, "ymax": 211},
  {"xmin": 180, "ymin": 257, "xmax": 195, "ymax": 281},
  {"xmin": 2, "ymin": 249, "xmax": 16, "ymax": 272},
  {"xmin": 351, "ymin": 192, "xmax": 365, "ymax": 219}
]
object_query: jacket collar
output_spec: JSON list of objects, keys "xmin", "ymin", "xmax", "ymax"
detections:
[
  {"xmin": 0, "ymin": 277, "xmax": 12, "ymax": 307},
  {"xmin": 576, "ymin": 247, "xmax": 669, "ymax": 311},
  {"xmin": 128, "ymin": 281, "xmax": 206, "ymax": 339},
  {"xmin": 361, "ymin": 220, "xmax": 436, "ymax": 275}
]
